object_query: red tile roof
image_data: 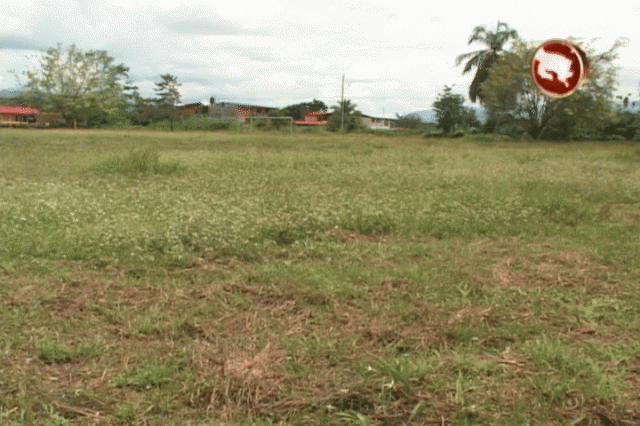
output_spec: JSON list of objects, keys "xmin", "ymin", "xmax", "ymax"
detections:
[{"xmin": 0, "ymin": 106, "xmax": 40, "ymax": 115}]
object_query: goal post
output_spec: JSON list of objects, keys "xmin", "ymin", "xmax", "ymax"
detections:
[{"xmin": 248, "ymin": 116, "xmax": 294, "ymax": 133}]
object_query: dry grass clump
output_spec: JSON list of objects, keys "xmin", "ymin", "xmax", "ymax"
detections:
[{"xmin": 188, "ymin": 344, "xmax": 289, "ymax": 419}]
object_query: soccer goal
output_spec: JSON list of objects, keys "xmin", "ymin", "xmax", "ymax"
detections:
[{"xmin": 248, "ymin": 116, "xmax": 294, "ymax": 132}]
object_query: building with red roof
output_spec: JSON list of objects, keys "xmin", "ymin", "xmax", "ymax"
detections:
[
  {"xmin": 208, "ymin": 101, "xmax": 277, "ymax": 122},
  {"xmin": 0, "ymin": 105, "xmax": 40, "ymax": 126},
  {"xmin": 359, "ymin": 114, "xmax": 401, "ymax": 130},
  {"xmin": 178, "ymin": 102, "xmax": 209, "ymax": 115},
  {"xmin": 294, "ymin": 110, "xmax": 332, "ymax": 126},
  {"xmin": 294, "ymin": 110, "xmax": 400, "ymax": 130}
]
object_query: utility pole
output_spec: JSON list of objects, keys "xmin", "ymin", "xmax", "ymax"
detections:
[{"xmin": 341, "ymin": 74, "xmax": 345, "ymax": 131}]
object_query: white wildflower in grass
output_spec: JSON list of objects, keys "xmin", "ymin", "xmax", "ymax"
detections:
[{"xmin": 1, "ymin": 132, "xmax": 639, "ymax": 265}]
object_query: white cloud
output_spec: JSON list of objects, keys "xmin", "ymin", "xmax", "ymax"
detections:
[{"xmin": 0, "ymin": 0, "xmax": 639, "ymax": 115}]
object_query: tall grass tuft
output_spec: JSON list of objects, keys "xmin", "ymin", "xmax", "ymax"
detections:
[{"xmin": 88, "ymin": 149, "xmax": 185, "ymax": 177}]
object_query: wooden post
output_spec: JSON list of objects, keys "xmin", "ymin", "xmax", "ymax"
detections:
[{"xmin": 341, "ymin": 74, "xmax": 345, "ymax": 131}]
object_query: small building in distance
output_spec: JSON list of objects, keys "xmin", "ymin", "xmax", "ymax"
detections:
[
  {"xmin": 294, "ymin": 110, "xmax": 332, "ymax": 126},
  {"xmin": 208, "ymin": 101, "xmax": 277, "ymax": 122},
  {"xmin": 37, "ymin": 111, "xmax": 66, "ymax": 127},
  {"xmin": 359, "ymin": 114, "xmax": 401, "ymax": 130},
  {"xmin": 0, "ymin": 105, "xmax": 40, "ymax": 126},
  {"xmin": 294, "ymin": 110, "xmax": 401, "ymax": 130},
  {"xmin": 178, "ymin": 102, "xmax": 209, "ymax": 115}
]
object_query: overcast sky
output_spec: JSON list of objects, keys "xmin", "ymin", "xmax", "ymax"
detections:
[{"xmin": 1, "ymin": 0, "xmax": 639, "ymax": 117}]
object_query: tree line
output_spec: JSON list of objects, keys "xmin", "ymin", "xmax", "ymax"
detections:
[
  {"xmin": 5, "ymin": 43, "xmax": 400, "ymax": 132},
  {"xmin": 432, "ymin": 21, "xmax": 637, "ymax": 141},
  {"xmin": 4, "ymin": 35, "xmax": 639, "ymax": 140},
  {"xmin": 5, "ymin": 44, "xmax": 183, "ymax": 129}
]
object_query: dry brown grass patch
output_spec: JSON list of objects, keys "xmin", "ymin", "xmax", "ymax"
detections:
[
  {"xmin": 447, "ymin": 305, "xmax": 492, "ymax": 325},
  {"xmin": 376, "ymin": 278, "xmax": 413, "ymax": 300},
  {"xmin": 475, "ymin": 244, "xmax": 613, "ymax": 291},
  {"xmin": 188, "ymin": 343, "xmax": 290, "ymax": 418}
]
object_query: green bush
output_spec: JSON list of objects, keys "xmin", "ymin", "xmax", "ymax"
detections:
[
  {"xmin": 496, "ymin": 123, "xmax": 526, "ymax": 139},
  {"xmin": 464, "ymin": 133, "xmax": 515, "ymax": 142},
  {"xmin": 148, "ymin": 116, "xmax": 234, "ymax": 131},
  {"xmin": 99, "ymin": 123, "xmax": 146, "ymax": 130},
  {"xmin": 251, "ymin": 119, "xmax": 268, "ymax": 129},
  {"xmin": 296, "ymin": 125, "xmax": 325, "ymax": 133},
  {"xmin": 423, "ymin": 131, "xmax": 443, "ymax": 138},
  {"xmin": 605, "ymin": 134, "xmax": 629, "ymax": 142},
  {"xmin": 360, "ymin": 128, "xmax": 430, "ymax": 136}
]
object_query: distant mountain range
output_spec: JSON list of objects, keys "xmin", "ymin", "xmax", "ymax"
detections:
[
  {"xmin": 0, "ymin": 89, "xmax": 24, "ymax": 99},
  {"xmin": 408, "ymin": 105, "xmax": 488, "ymax": 124}
]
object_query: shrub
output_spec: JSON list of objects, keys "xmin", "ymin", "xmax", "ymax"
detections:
[
  {"xmin": 423, "ymin": 131, "xmax": 443, "ymax": 138},
  {"xmin": 148, "ymin": 116, "xmax": 234, "ymax": 131},
  {"xmin": 605, "ymin": 134, "xmax": 629, "ymax": 142},
  {"xmin": 251, "ymin": 119, "xmax": 268, "ymax": 129},
  {"xmin": 464, "ymin": 133, "xmax": 514, "ymax": 142}
]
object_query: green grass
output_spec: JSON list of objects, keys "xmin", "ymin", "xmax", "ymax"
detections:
[
  {"xmin": 113, "ymin": 363, "xmax": 174, "ymax": 389},
  {"xmin": 36, "ymin": 339, "xmax": 105, "ymax": 364},
  {"xmin": 0, "ymin": 129, "xmax": 639, "ymax": 425}
]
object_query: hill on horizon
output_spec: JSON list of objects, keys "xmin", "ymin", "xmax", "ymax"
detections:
[
  {"xmin": 406, "ymin": 105, "xmax": 487, "ymax": 124},
  {"xmin": 0, "ymin": 89, "xmax": 25, "ymax": 99}
]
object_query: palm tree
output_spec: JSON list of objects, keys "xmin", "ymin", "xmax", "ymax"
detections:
[
  {"xmin": 331, "ymin": 99, "xmax": 358, "ymax": 116},
  {"xmin": 329, "ymin": 99, "xmax": 361, "ymax": 131},
  {"xmin": 455, "ymin": 21, "xmax": 519, "ymax": 103}
]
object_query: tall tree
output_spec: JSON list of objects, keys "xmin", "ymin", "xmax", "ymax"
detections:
[
  {"xmin": 154, "ymin": 74, "xmax": 182, "ymax": 131},
  {"xmin": 277, "ymin": 99, "xmax": 327, "ymax": 121},
  {"xmin": 395, "ymin": 112, "xmax": 423, "ymax": 129},
  {"xmin": 21, "ymin": 43, "xmax": 133, "ymax": 127},
  {"xmin": 129, "ymin": 90, "xmax": 158, "ymax": 126},
  {"xmin": 481, "ymin": 38, "xmax": 625, "ymax": 140},
  {"xmin": 459, "ymin": 107, "xmax": 481, "ymax": 129},
  {"xmin": 432, "ymin": 86, "xmax": 465, "ymax": 134},
  {"xmin": 455, "ymin": 21, "xmax": 519, "ymax": 103},
  {"xmin": 328, "ymin": 99, "xmax": 361, "ymax": 132}
]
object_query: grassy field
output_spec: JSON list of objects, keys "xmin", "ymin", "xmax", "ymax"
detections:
[{"xmin": 1, "ymin": 129, "xmax": 640, "ymax": 425}]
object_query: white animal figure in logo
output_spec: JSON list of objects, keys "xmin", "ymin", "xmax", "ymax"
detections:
[{"xmin": 535, "ymin": 49, "xmax": 574, "ymax": 87}]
